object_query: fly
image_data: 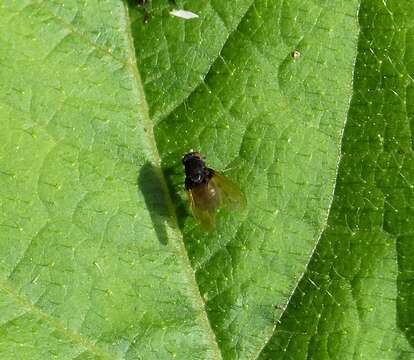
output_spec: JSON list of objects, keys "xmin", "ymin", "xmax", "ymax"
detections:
[{"xmin": 182, "ymin": 151, "xmax": 245, "ymax": 230}]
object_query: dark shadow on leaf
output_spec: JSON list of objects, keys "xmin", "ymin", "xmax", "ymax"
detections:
[
  {"xmin": 138, "ymin": 163, "xmax": 170, "ymax": 245},
  {"xmin": 162, "ymin": 165, "xmax": 188, "ymax": 230}
]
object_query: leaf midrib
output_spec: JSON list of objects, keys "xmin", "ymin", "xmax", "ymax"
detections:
[{"xmin": 122, "ymin": 4, "xmax": 223, "ymax": 359}]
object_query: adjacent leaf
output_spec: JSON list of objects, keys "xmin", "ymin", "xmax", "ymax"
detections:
[{"xmin": 260, "ymin": 0, "xmax": 414, "ymax": 358}]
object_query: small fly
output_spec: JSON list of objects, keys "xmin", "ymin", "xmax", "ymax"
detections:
[{"xmin": 182, "ymin": 152, "xmax": 246, "ymax": 230}]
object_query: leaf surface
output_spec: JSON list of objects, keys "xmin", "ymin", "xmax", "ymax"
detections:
[{"xmin": 1, "ymin": 0, "xmax": 412, "ymax": 360}]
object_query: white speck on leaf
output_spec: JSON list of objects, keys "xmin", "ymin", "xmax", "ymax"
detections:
[{"xmin": 170, "ymin": 9, "xmax": 199, "ymax": 20}]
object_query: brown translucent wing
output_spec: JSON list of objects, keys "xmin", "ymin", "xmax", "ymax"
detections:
[
  {"xmin": 187, "ymin": 183, "xmax": 219, "ymax": 231},
  {"xmin": 187, "ymin": 172, "xmax": 245, "ymax": 231},
  {"xmin": 209, "ymin": 171, "xmax": 246, "ymax": 209}
]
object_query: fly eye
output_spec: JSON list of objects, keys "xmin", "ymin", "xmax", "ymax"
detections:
[{"xmin": 192, "ymin": 174, "xmax": 202, "ymax": 182}]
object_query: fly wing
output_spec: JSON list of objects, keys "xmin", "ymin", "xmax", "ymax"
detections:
[
  {"xmin": 187, "ymin": 188, "xmax": 216, "ymax": 231},
  {"xmin": 209, "ymin": 171, "xmax": 246, "ymax": 209},
  {"xmin": 186, "ymin": 172, "xmax": 245, "ymax": 231}
]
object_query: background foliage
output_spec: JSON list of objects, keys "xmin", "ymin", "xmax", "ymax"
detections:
[{"xmin": 0, "ymin": 0, "xmax": 412, "ymax": 359}]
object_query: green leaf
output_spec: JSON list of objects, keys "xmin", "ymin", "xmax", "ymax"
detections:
[{"xmin": 1, "ymin": 1, "xmax": 412, "ymax": 360}]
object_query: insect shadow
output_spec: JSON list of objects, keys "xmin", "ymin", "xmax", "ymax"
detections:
[
  {"xmin": 138, "ymin": 162, "xmax": 189, "ymax": 244},
  {"xmin": 162, "ymin": 164, "xmax": 188, "ymax": 230},
  {"xmin": 138, "ymin": 162, "xmax": 171, "ymax": 245}
]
